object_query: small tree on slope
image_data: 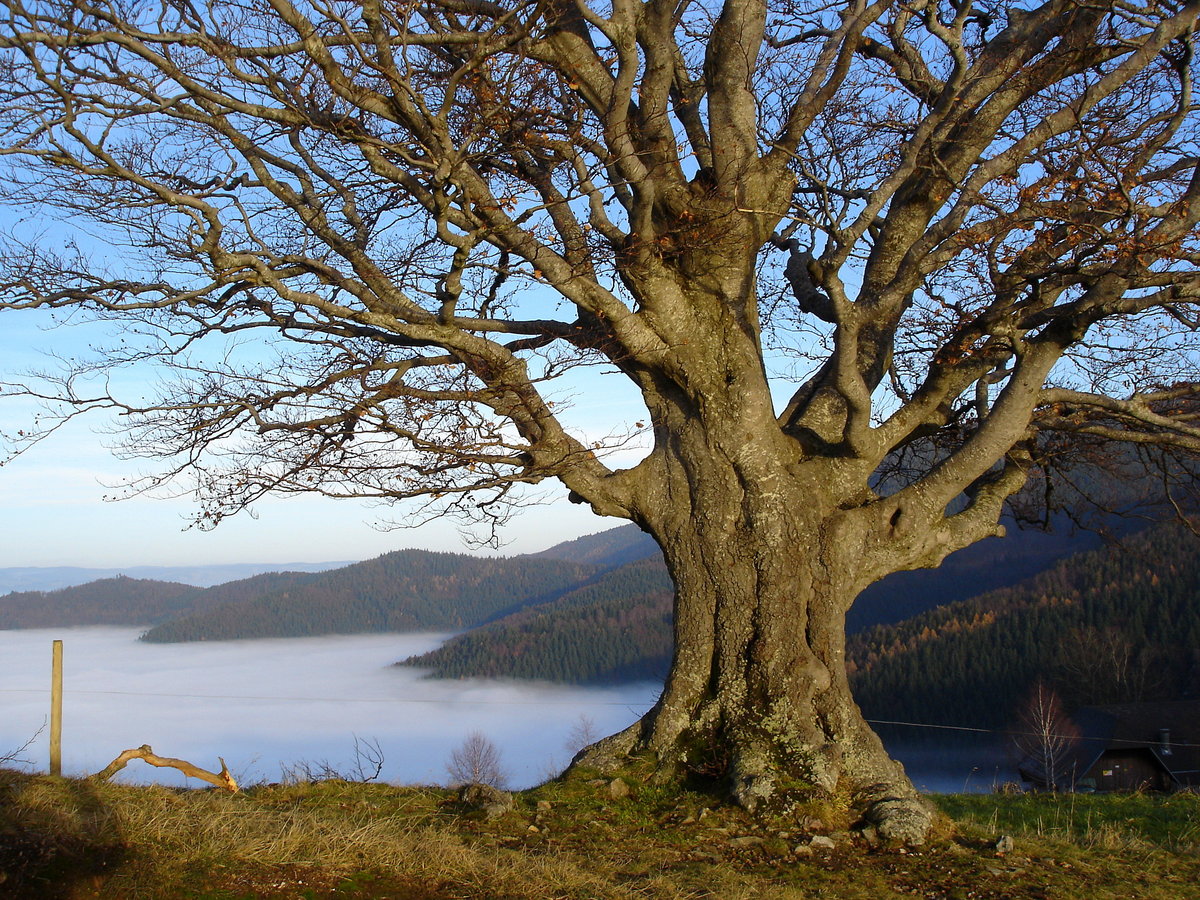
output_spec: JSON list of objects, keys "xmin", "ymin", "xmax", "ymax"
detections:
[
  {"xmin": 447, "ymin": 731, "xmax": 508, "ymax": 790},
  {"xmin": 1013, "ymin": 681, "xmax": 1080, "ymax": 793},
  {"xmin": 2, "ymin": 0, "xmax": 1200, "ymax": 841}
]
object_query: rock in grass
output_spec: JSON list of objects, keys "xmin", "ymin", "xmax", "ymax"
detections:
[
  {"xmin": 729, "ymin": 836, "xmax": 763, "ymax": 849},
  {"xmin": 458, "ymin": 783, "xmax": 513, "ymax": 820}
]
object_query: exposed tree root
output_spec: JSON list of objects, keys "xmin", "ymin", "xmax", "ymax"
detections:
[
  {"xmin": 856, "ymin": 784, "xmax": 936, "ymax": 845},
  {"xmin": 570, "ymin": 731, "xmax": 936, "ymax": 846}
]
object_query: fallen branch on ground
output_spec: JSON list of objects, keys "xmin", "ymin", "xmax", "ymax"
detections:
[{"xmin": 91, "ymin": 744, "xmax": 239, "ymax": 792}]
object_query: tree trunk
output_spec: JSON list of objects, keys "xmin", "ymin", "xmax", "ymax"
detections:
[{"xmin": 575, "ymin": 388, "xmax": 935, "ymax": 843}]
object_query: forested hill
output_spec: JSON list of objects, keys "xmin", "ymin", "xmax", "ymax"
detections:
[
  {"xmin": 0, "ymin": 526, "xmax": 655, "ymax": 636},
  {"xmin": 0, "ymin": 527, "xmax": 649, "ymax": 633},
  {"xmin": 0, "ymin": 576, "xmax": 199, "ymax": 628},
  {"xmin": 846, "ymin": 520, "xmax": 1100, "ymax": 632},
  {"xmin": 139, "ymin": 526, "xmax": 662, "ymax": 641},
  {"xmin": 177, "ymin": 570, "xmax": 325, "ymax": 610},
  {"xmin": 847, "ymin": 521, "xmax": 1200, "ymax": 729},
  {"xmin": 398, "ymin": 556, "xmax": 674, "ymax": 683},
  {"xmin": 140, "ymin": 549, "xmax": 601, "ymax": 641}
]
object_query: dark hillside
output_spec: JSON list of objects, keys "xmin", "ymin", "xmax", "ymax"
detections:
[
  {"xmin": 400, "ymin": 557, "xmax": 674, "ymax": 683},
  {"xmin": 406, "ymin": 519, "xmax": 1194, "ymax": 696},
  {"xmin": 536, "ymin": 518, "xmax": 1104, "ymax": 635},
  {"xmin": 848, "ymin": 521, "xmax": 1200, "ymax": 729},
  {"xmin": 847, "ymin": 520, "xmax": 1100, "ymax": 632}
]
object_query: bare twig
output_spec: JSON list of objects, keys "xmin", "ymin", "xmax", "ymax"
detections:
[{"xmin": 0, "ymin": 720, "xmax": 46, "ymax": 768}]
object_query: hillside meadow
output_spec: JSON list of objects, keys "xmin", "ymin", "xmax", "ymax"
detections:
[{"xmin": 2, "ymin": 765, "xmax": 1197, "ymax": 899}]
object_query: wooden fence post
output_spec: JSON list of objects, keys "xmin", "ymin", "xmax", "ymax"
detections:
[{"xmin": 50, "ymin": 639, "xmax": 62, "ymax": 776}]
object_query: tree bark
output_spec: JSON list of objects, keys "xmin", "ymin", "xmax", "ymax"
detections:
[{"xmin": 574, "ymin": 296, "xmax": 936, "ymax": 842}]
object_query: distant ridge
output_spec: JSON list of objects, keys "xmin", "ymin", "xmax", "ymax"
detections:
[
  {"xmin": 0, "ymin": 526, "xmax": 651, "ymax": 635},
  {"xmin": 528, "ymin": 523, "xmax": 659, "ymax": 569},
  {"xmin": 0, "ymin": 576, "xmax": 199, "ymax": 629},
  {"xmin": 140, "ymin": 549, "xmax": 600, "ymax": 642},
  {"xmin": 0, "ymin": 525, "xmax": 654, "ymax": 595},
  {"xmin": 0, "ymin": 561, "xmax": 353, "ymax": 594}
]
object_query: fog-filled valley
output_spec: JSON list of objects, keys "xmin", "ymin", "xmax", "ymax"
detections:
[
  {"xmin": 0, "ymin": 628, "xmax": 660, "ymax": 789},
  {"xmin": 1, "ymin": 628, "xmax": 1025, "ymax": 794}
]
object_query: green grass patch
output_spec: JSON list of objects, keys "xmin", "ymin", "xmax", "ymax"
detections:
[{"xmin": 934, "ymin": 790, "xmax": 1200, "ymax": 850}]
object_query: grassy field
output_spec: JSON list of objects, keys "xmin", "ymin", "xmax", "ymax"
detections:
[{"xmin": 2, "ymin": 766, "xmax": 1197, "ymax": 899}]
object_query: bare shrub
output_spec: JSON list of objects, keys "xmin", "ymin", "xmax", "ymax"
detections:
[
  {"xmin": 1013, "ymin": 681, "xmax": 1081, "ymax": 792},
  {"xmin": 280, "ymin": 735, "xmax": 385, "ymax": 784},
  {"xmin": 564, "ymin": 715, "xmax": 599, "ymax": 758},
  {"xmin": 446, "ymin": 731, "xmax": 507, "ymax": 788}
]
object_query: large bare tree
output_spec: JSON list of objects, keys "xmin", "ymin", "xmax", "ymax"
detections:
[{"xmin": 1, "ymin": 0, "xmax": 1199, "ymax": 841}]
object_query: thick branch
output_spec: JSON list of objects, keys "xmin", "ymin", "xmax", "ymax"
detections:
[{"xmin": 91, "ymin": 744, "xmax": 240, "ymax": 792}]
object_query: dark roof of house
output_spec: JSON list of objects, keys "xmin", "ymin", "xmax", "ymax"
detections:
[{"xmin": 1071, "ymin": 700, "xmax": 1200, "ymax": 783}]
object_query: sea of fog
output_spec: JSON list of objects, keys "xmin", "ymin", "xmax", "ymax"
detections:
[
  {"xmin": 0, "ymin": 628, "xmax": 660, "ymax": 789},
  {"xmin": 0, "ymin": 628, "xmax": 1017, "ymax": 793}
]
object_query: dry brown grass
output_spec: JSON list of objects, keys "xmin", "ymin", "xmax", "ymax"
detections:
[
  {"xmin": 3, "ymin": 768, "xmax": 1199, "ymax": 899},
  {"xmin": 2, "ymin": 774, "xmax": 626, "ymax": 898}
]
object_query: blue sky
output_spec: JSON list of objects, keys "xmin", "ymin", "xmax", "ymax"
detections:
[{"xmin": 0, "ymin": 307, "xmax": 643, "ymax": 568}]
